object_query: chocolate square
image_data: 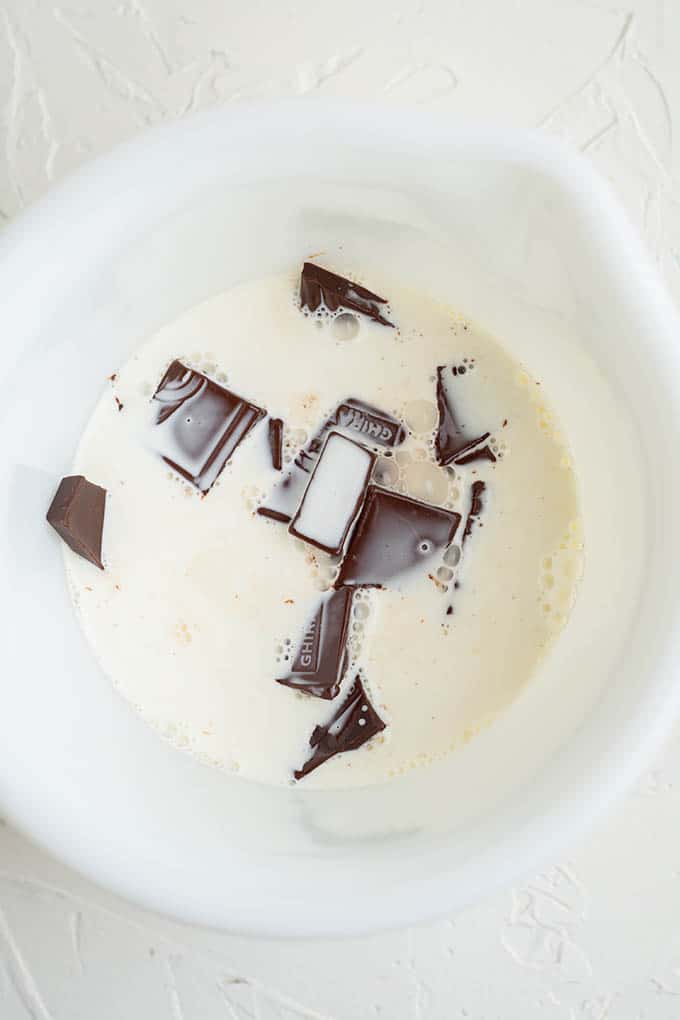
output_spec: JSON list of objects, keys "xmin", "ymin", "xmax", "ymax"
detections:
[
  {"xmin": 336, "ymin": 486, "xmax": 461, "ymax": 588},
  {"xmin": 434, "ymin": 365, "xmax": 497, "ymax": 466},
  {"xmin": 151, "ymin": 360, "xmax": 265, "ymax": 493},
  {"xmin": 277, "ymin": 587, "xmax": 354, "ymax": 700}
]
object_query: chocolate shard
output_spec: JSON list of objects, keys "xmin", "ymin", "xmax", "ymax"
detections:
[
  {"xmin": 151, "ymin": 360, "xmax": 265, "ymax": 494},
  {"xmin": 455, "ymin": 443, "xmax": 497, "ymax": 466},
  {"xmin": 463, "ymin": 480, "xmax": 486, "ymax": 544},
  {"xmin": 257, "ymin": 398, "xmax": 405, "ymax": 524},
  {"xmin": 46, "ymin": 475, "xmax": 106, "ymax": 569},
  {"xmin": 268, "ymin": 418, "xmax": 284, "ymax": 471},
  {"xmin": 300, "ymin": 262, "xmax": 394, "ymax": 327},
  {"xmin": 289, "ymin": 432, "xmax": 376, "ymax": 556},
  {"xmin": 294, "ymin": 676, "xmax": 386, "ymax": 779},
  {"xmin": 336, "ymin": 485, "xmax": 461, "ymax": 588},
  {"xmin": 277, "ymin": 587, "xmax": 354, "ymax": 700},
  {"xmin": 434, "ymin": 365, "xmax": 495, "ymax": 466}
]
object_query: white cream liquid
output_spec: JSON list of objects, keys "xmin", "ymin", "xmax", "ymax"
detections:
[{"xmin": 65, "ymin": 268, "xmax": 583, "ymax": 789}]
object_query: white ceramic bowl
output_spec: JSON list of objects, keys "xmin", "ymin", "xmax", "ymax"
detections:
[{"xmin": 1, "ymin": 102, "xmax": 680, "ymax": 937}]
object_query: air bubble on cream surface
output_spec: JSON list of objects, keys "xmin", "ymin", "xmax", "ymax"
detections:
[
  {"xmin": 331, "ymin": 312, "xmax": 360, "ymax": 341},
  {"xmin": 403, "ymin": 399, "xmax": 438, "ymax": 434}
]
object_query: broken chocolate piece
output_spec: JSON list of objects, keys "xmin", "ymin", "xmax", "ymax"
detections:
[
  {"xmin": 454, "ymin": 444, "xmax": 497, "ymax": 466},
  {"xmin": 434, "ymin": 366, "xmax": 494, "ymax": 466},
  {"xmin": 289, "ymin": 432, "xmax": 376, "ymax": 555},
  {"xmin": 294, "ymin": 676, "xmax": 385, "ymax": 779},
  {"xmin": 268, "ymin": 417, "xmax": 284, "ymax": 471},
  {"xmin": 300, "ymin": 262, "xmax": 394, "ymax": 327},
  {"xmin": 257, "ymin": 502, "xmax": 294, "ymax": 524},
  {"xmin": 257, "ymin": 398, "xmax": 405, "ymax": 523},
  {"xmin": 463, "ymin": 480, "xmax": 486, "ymax": 544},
  {"xmin": 151, "ymin": 360, "xmax": 265, "ymax": 493},
  {"xmin": 277, "ymin": 587, "xmax": 354, "ymax": 699},
  {"xmin": 46, "ymin": 475, "xmax": 106, "ymax": 569},
  {"xmin": 336, "ymin": 486, "xmax": 461, "ymax": 588},
  {"xmin": 333, "ymin": 399, "xmax": 407, "ymax": 447}
]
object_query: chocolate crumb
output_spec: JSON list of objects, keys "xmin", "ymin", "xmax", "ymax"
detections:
[{"xmin": 268, "ymin": 417, "xmax": 284, "ymax": 471}]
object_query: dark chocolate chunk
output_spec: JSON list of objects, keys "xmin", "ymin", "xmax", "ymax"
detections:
[
  {"xmin": 300, "ymin": 262, "xmax": 394, "ymax": 327},
  {"xmin": 332, "ymin": 399, "xmax": 406, "ymax": 447},
  {"xmin": 289, "ymin": 432, "xmax": 376, "ymax": 556},
  {"xmin": 434, "ymin": 366, "xmax": 494, "ymax": 466},
  {"xmin": 151, "ymin": 360, "xmax": 265, "ymax": 493},
  {"xmin": 46, "ymin": 475, "xmax": 106, "ymax": 569},
  {"xmin": 294, "ymin": 676, "xmax": 386, "ymax": 779},
  {"xmin": 277, "ymin": 587, "xmax": 354, "ymax": 699},
  {"xmin": 257, "ymin": 398, "xmax": 405, "ymax": 523},
  {"xmin": 336, "ymin": 485, "xmax": 461, "ymax": 588},
  {"xmin": 268, "ymin": 418, "xmax": 284, "ymax": 471},
  {"xmin": 454, "ymin": 444, "xmax": 497, "ymax": 466},
  {"xmin": 463, "ymin": 480, "xmax": 486, "ymax": 544}
]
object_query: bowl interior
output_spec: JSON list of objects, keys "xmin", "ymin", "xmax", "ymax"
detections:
[{"xmin": 1, "ymin": 105, "xmax": 679, "ymax": 935}]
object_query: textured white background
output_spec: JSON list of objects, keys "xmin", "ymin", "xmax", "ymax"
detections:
[{"xmin": 2, "ymin": 1, "xmax": 680, "ymax": 1017}]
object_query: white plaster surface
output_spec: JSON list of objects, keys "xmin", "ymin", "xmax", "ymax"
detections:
[{"xmin": 2, "ymin": 1, "xmax": 680, "ymax": 1016}]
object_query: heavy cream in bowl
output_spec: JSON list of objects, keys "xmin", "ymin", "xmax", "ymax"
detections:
[{"xmin": 64, "ymin": 263, "xmax": 583, "ymax": 790}]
